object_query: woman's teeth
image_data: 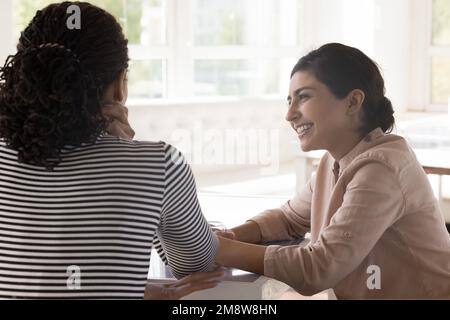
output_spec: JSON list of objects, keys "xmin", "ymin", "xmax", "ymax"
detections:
[{"xmin": 296, "ymin": 124, "xmax": 313, "ymax": 136}]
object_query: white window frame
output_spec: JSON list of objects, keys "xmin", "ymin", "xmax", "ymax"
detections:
[
  {"xmin": 129, "ymin": 0, "xmax": 306, "ymax": 102},
  {"xmin": 411, "ymin": 0, "xmax": 449, "ymax": 113},
  {"xmin": 428, "ymin": 0, "xmax": 450, "ymax": 112}
]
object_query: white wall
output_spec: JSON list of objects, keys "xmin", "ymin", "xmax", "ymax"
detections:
[
  {"xmin": 301, "ymin": 0, "xmax": 345, "ymax": 52},
  {"xmin": 301, "ymin": 0, "xmax": 416, "ymax": 113},
  {"xmin": 373, "ymin": 0, "xmax": 413, "ymax": 114},
  {"xmin": 127, "ymin": 98, "xmax": 294, "ymax": 178}
]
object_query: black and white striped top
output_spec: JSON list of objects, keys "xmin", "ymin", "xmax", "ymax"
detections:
[{"xmin": 0, "ymin": 135, "xmax": 218, "ymax": 299}]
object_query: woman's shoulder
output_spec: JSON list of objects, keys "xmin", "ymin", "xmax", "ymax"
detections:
[
  {"xmin": 352, "ymin": 133, "xmax": 417, "ymax": 173},
  {"xmin": 97, "ymin": 134, "xmax": 165, "ymax": 147},
  {"xmin": 94, "ymin": 135, "xmax": 175, "ymax": 153},
  {"xmin": 97, "ymin": 137, "xmax": 188, "ymax": 165},
  {"xmin": 58, "ymin": 135, "xmax": 177, "ymax": 160}
]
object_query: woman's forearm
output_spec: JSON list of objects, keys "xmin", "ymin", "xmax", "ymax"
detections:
[
  {"xmin": 231, "ymin": 220, "xmax": 263, "ymax": 244},
  {"xmin": 216, "ymin": 236, "xmax": 266, "ymax": 275}
]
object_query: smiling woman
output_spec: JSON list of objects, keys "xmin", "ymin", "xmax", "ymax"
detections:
[
  {"xmin": 286, "ymin": 43, "xmax": 394, "ymax": 159},
  {"xmin": 215, "ymin": 43, "xmax": 450, "ymax": 300}
]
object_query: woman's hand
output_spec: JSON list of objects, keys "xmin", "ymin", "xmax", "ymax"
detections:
[
  {"xmin": 214, "ymin": 229, "xmax": 236, "ymax": 240},
  {"xmin": 144, "ymin": 268, "xmax": 226, "ymax": 300},
  {"xmin": 214, "ymin": 221, "xmax": 262, "ymax": 243},
  {"xmin": 209, "ymin": 221, "xmax": 236, "ymax": 240},
  {"xmin": 102, "ymin": 102, "xmax": 135, "ymax": 140}
]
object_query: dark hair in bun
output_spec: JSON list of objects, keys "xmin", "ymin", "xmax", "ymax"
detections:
[{"xmin": 291, "ymin": 43, "xmax": 395, "ymax": 135}]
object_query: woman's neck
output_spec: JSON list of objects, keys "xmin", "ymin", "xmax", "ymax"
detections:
[{"xmin": 328, "ymin": 131, "xmax": 364, "ymax": 162}]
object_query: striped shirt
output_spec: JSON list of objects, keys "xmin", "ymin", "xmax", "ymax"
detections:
[{"xmin": 0, "ymin": 134, "xmax": 218, "ymax": 299}]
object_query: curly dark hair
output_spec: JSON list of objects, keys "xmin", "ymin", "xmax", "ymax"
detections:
[{"xmin": 0, "ymin": 1, "xmax": 129, "ymax": 170}]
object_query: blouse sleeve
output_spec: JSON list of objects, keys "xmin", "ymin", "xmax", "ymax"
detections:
[
  {"xmin": 263, "ymin": 161, "xmax": 405, "ymax": 295},
  {"xmin": 157, "ymin": 144, "xmax": 219, "ymax": 279},
  {"xmin": 248, "ymin": 175, "xmax": 314, "ymax": 242}
]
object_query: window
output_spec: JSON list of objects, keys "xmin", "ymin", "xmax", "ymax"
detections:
[
  {"xmin": 12, "ymin": 0, "xmax": 304, "ymax": 101},
  {"xmin": 13, "ymin": 0, "xmax": 167, "ymax": 99},
  {"xmin": 430, "ymin": 0, "xmax": 450, "ymax": 110}
]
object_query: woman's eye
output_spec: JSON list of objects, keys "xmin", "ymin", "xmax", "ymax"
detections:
[
  {"xmin": 287, "ymin": 94, "xmax": 309, "ymax": 107},
  {"xmin": 297, "ymin": 94, "xmax": 308, "ymax": 101}
]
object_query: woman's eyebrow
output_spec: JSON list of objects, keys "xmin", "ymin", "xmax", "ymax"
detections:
[{"xmin": 287, "ymin": 86, "xmax": 314, "ymax": 100}]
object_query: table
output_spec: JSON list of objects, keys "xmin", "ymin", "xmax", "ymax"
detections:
[
  {"xmin": 147, "ymin": 266, "xmax": 330, "ymax": 300},
  {"xmin": 147, "ymin": 237, "xmax": 332, "ymax": 300},
  {"xmin": 147, "ymin": 251, "xmax": 294, "ymax": 300}
]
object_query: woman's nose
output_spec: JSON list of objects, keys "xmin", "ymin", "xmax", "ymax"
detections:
[{"xmin": 285, "ymin": 102, "xmax": 300, "ymax": 122}]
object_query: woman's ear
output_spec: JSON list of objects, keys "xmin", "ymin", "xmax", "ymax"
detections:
[
  {"xmin": 346, "ymin": 89, "xmax": 365, "ymax": 116},
  {"xmin": 113, "ymin": 69, "xmax": 128, "ymax": 104}
]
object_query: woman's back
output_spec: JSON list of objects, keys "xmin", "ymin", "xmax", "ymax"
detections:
[{"xmin": 0, "ymin": 136, "xmax": 218, "ymax": 299}]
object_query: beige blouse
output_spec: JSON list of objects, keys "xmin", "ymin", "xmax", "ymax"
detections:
[{"xmin": 250, "ymin": 128, "xmax": 450, "ymax": 299}]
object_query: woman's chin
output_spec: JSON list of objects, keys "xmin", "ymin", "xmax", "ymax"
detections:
[
  {"xmin": 299, "ymin": 140, "xmax": 313, "ymax": 152},
  {"xmin": 298, "ymin": 128, "xmax": 316, "ymax": 151},
  {"xmin": 299, "ymin": 136, "xmax": 321, "ymax": 152}
]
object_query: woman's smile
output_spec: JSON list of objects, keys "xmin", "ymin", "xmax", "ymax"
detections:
[{"xmin": 296, "ymin": 123, "xmax": 314, "ymax": 139}]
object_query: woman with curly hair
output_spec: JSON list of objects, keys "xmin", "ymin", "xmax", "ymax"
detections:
[{"xmin": 0, "ymin": 1, "xmax": 222, "ymax": 299}]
